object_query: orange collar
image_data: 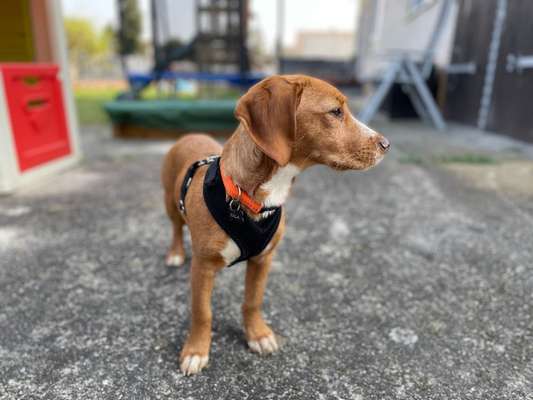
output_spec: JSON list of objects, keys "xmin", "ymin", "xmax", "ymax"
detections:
[{"xmin": 220, "ymin": 164, "xmax": 264, "ymax": 215}]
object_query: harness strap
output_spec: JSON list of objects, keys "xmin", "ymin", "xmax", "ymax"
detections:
[
  {"xmin": 181, "ymin": 156, "xmax": 278, "ymax": 216},
  {"xmin": 220, "ymin": 170, "xmax": 264, "ymax": 214},
  {"xmin": 219, "ymin": 169, "xmax": 279, "ymax": 215},
  {"xmin": 179, "ymin": 155, "xmax": 219, "ymax": 214},
  {"xmin": 203, "ymin": 158, "xmax": 282, "ymax": 266}
]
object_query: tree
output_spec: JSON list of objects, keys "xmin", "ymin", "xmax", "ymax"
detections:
[
  {"xmin": 64, "ymin": 17, "xmax": 102, "ymax": 80},
  {"xmin": 99, "ymin": 24, "xmax": 117, "ymax": 56},
  {"xmin": 117, "ymin": 0, "xmax": 142, "ymax": 75},
  {"xmin": 64, "ymin": 17, "xmax": 99, "ymax": 60}
]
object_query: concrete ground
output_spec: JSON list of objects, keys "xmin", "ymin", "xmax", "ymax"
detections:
[{"xmin": 1, "ymin": 120, "xmax": 532, "ymax": 400}]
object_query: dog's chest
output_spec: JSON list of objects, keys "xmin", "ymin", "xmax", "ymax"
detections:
[
  {"xmin": 217, "ymin": 164, "xmax": 298, "ymax": 265},
  {"xmin": 260, "ymin": 164, "xmax": 300, "ymax": 207}
]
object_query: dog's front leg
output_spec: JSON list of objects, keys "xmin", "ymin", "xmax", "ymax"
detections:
[
  {"xmin": 180, "ymin": 257, "xmax": 218, "ymax": 375},
  {"xmin": 242, "ymin": 252, "xmax": 279, "ymax": 355}
]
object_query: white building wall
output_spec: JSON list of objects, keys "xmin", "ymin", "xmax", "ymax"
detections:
[
  {"xmin": 286, "ymin": 31, "xmax": 355, "ymax": 60},
  {"xmin": 356, "ymin": 0, "xmax": 458, "ymax": 81},
  {"xmin": 0, "ymin": 75, "xmax": 18, "ymax": 192}
]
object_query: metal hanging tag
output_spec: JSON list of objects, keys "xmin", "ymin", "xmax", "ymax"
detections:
[{"xmin": 228, "ymin": 199, "xmax": 244, "ymax": 222}]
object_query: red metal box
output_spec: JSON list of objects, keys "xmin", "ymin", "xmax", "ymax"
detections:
[{"xmin": 1, "ymin": 63, "xmax": 71, "ymax": 171}]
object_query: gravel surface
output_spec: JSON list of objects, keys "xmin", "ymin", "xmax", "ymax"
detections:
[{"xmin": 1, "ymin": 123, "xmax": 532, "ymax": 399}]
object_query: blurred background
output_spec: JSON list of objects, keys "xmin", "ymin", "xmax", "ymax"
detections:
[
  {"xmin": 2, "ymin": 0, "xmax": 533, "ymax": 177},
  {"xmin": 1, "ymin": 1, "xmax": 532, "ymax": 399}
]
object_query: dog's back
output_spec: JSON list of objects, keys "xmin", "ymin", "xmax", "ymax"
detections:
[{"xmin": 161, "ymin": 134, "xmax": 222, "ymax": 199}]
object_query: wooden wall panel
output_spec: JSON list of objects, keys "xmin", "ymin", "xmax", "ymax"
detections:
[
  {"xmin": 445, "ymin": 0, "xmax": 497, "ymax": 126},
  {"xmin": 486, "ymin": 1, "xmax": 533, "ymax": 142}
]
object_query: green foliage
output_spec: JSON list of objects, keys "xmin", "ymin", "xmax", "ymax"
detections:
[
  {"xmin": 117, "ymin": 0, "xmax": 142, "ymax": 56},
  {"xmin": 162, "ymin": 38, "xmax": 185, "ymax": 58},
  {"xmin": 64, "ymin": 17, "xmax": 101, "ymax": 60},
  {"xmin": 436, "ymin": 154, "xmax": 498, "ymax": 164},
  {"xmin": 398, "ymin": 152, "xmax": 498, "ymax": 166},
  {"xmin": 99, "ymin": 24, "xmax": 117, "ymax": 54},
  {"xmin": 64, "ymin": 17, "xmax": 115, "ymax": 79},
  {"xmin": 74, "ymin": 86, "xmax": 120, "ymax": 125},
  {"xmin": 398, "ymin": 154, "xmax": 425, "ymax": 165}
]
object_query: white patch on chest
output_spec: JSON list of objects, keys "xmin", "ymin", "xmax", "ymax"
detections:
[
  {"xmin": 220, "ymin": 238, "xmax": 240, "ymax": 265},
  {"xmin": 260, "ymin": 164, "xmax": 300, "ymax": 207}
]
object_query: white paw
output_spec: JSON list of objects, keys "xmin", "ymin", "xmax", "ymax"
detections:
[
  {"xmin": 180, "ymin": 354, "xmax": 209, "ymax": 376},
  {"xmin": 248, "ymin": 334, "xmax": 279, "ymax": 355},
  {"xmin": 166, "ymin": 254, "xmax": 184, "ymax": 267}
]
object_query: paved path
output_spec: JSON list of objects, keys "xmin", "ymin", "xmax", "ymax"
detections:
[{"xmin": 1, "ymin": 123, "xmax": 532, "ymax": 399}]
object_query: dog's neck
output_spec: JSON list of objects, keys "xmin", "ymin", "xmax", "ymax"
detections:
[{"xmin": 220, "ymin": 125, "xmax": 300, "ymax": 210}]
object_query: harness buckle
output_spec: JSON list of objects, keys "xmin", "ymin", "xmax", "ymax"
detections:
[
  {"xmin": 200, "ymin": 155, "xmax": 219, "ymax": 166},
  {"xmin": 228, "ymin": 198, "xmax": 244, "ymax": 222},
  {"xmin": 228, "ymin": 199, "xmax": 241, "ymax": 212}
]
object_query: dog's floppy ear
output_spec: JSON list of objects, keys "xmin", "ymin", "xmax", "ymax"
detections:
[{"xmin": 235, "ymin": 76, "xmax": 303, "ymax": 166}]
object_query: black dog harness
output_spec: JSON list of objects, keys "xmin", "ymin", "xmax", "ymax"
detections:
[{"xmin": 179, "ymin": 156, "xmax": 282, "ymax": 266}]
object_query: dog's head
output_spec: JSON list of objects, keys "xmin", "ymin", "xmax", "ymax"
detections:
[{"xmin": 235, "ymin": 75, "xmax": 389, "ymax": 170}]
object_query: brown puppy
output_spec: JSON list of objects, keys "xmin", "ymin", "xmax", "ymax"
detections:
[{"xmin": 161, "ymin": 75, "xmax": 390, "ymax": 375}]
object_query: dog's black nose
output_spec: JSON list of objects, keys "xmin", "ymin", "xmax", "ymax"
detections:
[{"xmin": 378, "ymin": 137, "xmax": 390, "ymax": 152}]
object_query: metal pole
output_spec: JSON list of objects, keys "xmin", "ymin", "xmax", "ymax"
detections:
[
  {"xmin": 420, "ymin": 0, "xmax": 453, "ymax": 79},
  {"xmin": 358, "ymin": 61, "xmax": 402, "ymax": 124},
  {"xmin": 477, "ymin": 0, "xmax": 507, "ymax": 130},
  {"xmin": 404, "ymin": 58, "xmax": 446, "ymax": 131},
  {"xmin": 275, "ymin": 0, "xmax": 285, "ymax": 74},
  {"xmin": 150, "ymin": 0, "xmax": 160, "ymax": 70},
  {"xmin": 116, "ymin": 0, "xmax": 129, "ymax": 79},
  {"xmin": 238, "ymin": 0, "xmax": 250, "ymax": 76}
]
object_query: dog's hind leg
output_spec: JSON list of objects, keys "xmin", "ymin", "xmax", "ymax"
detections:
[{"xmin": 164, "ymin": 191, "xmax": 186, "ymax": 267}]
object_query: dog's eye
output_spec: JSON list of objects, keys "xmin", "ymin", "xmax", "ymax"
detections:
[{"xmin": 329, "ymin": 107, "xmax": 343, "ymax": 118}]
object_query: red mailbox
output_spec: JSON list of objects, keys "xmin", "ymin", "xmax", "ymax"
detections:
[{"xmin": 1, "ymin": 64, "xmax": 72, "ymax": 172}]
